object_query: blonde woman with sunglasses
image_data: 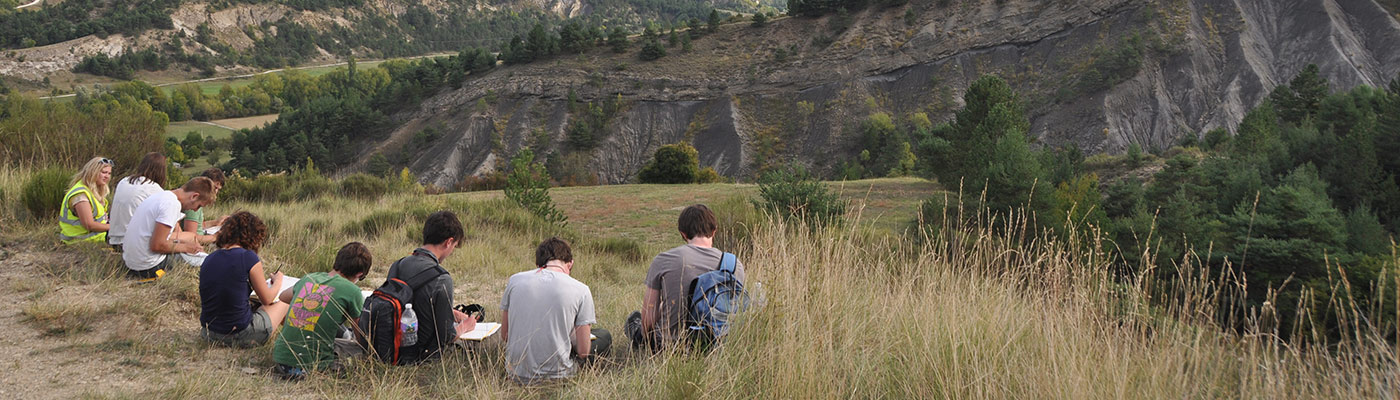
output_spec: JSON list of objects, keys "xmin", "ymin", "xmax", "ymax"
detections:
[{"xmin": 59, "ymin": 157, "xmax": 113, "ymax": 244}]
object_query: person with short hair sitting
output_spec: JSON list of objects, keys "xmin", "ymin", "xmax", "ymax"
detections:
[
  {"xmin": 272, "ymin": 242, "xmax": 374, "ymax": 379},
  {"xmin": 501, "ymin": 237, "xmax": 611, "ymax": 384},
  {"xmin": 626, "ymin": 204, "xmax": 747, "ymax": 350},
  {"xmin": 182, "ymin": 168, "xmax": 229, "ymax": 245},
  {"xmin": 384, "ymin": 210, "xmax": 477, "ymax": 364},
  {"xmin": 121, "ymin": 177, "xmax": 217, "ymax": 280},
  {"xmin": 58, "ymin": 157, "xmax": 113, "ymax": 244},
  {"xmin": 199, "ymin": 211, "xmax": 289, "ymax": 348}
]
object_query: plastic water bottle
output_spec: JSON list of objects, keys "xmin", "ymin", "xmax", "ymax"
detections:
[{"xmin": 401, "ymin": 303, "xmax": 419, "ymax": 347}]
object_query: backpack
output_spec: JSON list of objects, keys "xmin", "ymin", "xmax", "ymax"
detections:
[
  {"xmin": 357, "ymin": 265, "xmax": 446, "ymax": 365},
  {"xmin": 686, "ymin": 252, "xmax": 750, "ymax": 345}
]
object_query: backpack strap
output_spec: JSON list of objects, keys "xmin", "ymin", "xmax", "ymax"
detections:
[
  {"xmin": 401, "ymin": 264, "xmax": 448, "ymax": 290},
  {"xmin": 717, "ymin": 252, "xmax": 737, "ymax": 274}
]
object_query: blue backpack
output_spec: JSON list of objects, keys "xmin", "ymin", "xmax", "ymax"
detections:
[{"xmin": 686, "ymin": 252, "xmax": 750, "ymax": 344}]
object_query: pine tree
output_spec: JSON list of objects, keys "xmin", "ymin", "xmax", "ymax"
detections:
[
  {"xmin": 608, "ymin": 27, "xmax": 630, "ymax": 53},
  {"xmin": 751, "ymin": 12, "xmax": 769, "ymax": 27},
  {"xmin": 639, "ymin": 38, "xmax": 667, "ymax": 61},
  {"xmin": 1270, "ymin": 64, "xmax": 1330, "ymax": 125},
  {"xmin": 708, "ymin": 9, "xmax": 722, "ymax": 32}
]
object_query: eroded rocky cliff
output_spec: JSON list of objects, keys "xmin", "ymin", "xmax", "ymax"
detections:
[{"xmin": 374, "ymin": 0, "xmax": 1400, "ymax": 187}]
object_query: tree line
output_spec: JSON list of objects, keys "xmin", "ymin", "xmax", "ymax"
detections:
[{"xmin": 902, "ymin": 68, "xmax": 1400, "ymax": 342}]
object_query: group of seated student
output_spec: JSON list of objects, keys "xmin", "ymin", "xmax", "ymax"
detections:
[{"xmin": 57, "ymin": 160, "xmax": 745, "ymax": 384}]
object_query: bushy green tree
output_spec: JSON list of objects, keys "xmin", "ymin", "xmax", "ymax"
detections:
[{"xmin": 638, "ymin": 143, "xmax": 701, "ymax": 183}]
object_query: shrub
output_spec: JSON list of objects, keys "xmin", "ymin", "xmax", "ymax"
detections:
[
  {"xmin": 639, "ymin": 143, "xmax": 701, "ymax": 184},
  {"xmin": 393, "ymin": 168, "xmax": 421, "ymax": 194},
  {"xmin": 456, "ymin": 172, "xmax": 508, "ymax": 192},
  {"xmin": 697, "ymin": 167, "xmax": 723, "ymax": 183},
  {"xmin": 504, "ymin": 149, "xmax": 567, "ymax": 226},
  {"xmin": 753, "ymin": 164, "xmax": 847, "ymax": 226},
  {"xmin": 340, "ymin": 173, "xmax": 390, "ymax": 199},
  {"xmin": 21, "ymin": 168, "xmax": 73, "ymax": 220},
  {"xmin": 290, "ymin": 171, "xmax": 334, "ymax": 200},
  {"xmin": 220, "ymin": 172, "xmax": 289, "ymax": 202}
]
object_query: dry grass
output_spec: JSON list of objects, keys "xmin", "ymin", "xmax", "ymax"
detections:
[{"xmin": 1, "ymin": 167, "xmax": 1397, "ymax": 398}]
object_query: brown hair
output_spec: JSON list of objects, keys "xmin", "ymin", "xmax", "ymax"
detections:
[
  {"xmin": 333, "ymin": 242, "xmax": 373, "ymax": 278},
  {"xmin": 182, "ymin": 177, "xmax": 217, "ymax": 200},
  {"xmin": 423, "ymin": 210, "xmax": 465, "ymax": 246},
  {"xmin": 199, "ymin": 168, "xmax": 226, "ymax": 185},
  {"xmin": 535, "ymin": 237, "xmax": 573, "ymax": 267},
  {"xmin": 127, "ymin": 152, "xmax": 167, "ymax": 187},
  {"xmin": 678, "ymin": 204, "xmax": 718, "ymax": 240},
  {"xmin": 215, "ymin": 211, "xmax": 267, "ymax": 252}
]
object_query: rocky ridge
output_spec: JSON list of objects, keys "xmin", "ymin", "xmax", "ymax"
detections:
[{"xmin": 388, "ymin": 0, "xmax": 1400, "ymax": 187}]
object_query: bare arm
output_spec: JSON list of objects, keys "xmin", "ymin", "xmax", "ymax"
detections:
[
  {"xmin": 149, "ymin": 223, "xmax": 200, "ymax": 254},
  {"xmin": 180, "ymin": 219, "xmax": 199, "ymax": 233},
  {"xmin": 574, "ymin": 325, "xmax": 592, "ymax": 357},
  {"xmin": 248, "ymin": 262, "xmax": 284, "ymax": 307},
  {"xmin": 453, "ymin": 309, "xmax": 475, "ymax": 338},
  {"xmin": 205, "ymin": 215, "xmax": 227, "ymax": 228},
  {"xmin": 500, "ymin": 310, "xmax": 509, "ymax": 342},
  {"xmin": 278, "ymin": 285, "xmax": 294, "ymax": 303},
  {"xmin": 72, "ymin": 202, "xmax": 109, "ymax": 232},
  {"xmin": 641, "ymin": 287, "xmax": 661, "ymax": 338}
]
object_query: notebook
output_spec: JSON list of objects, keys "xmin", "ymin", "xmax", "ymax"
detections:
[
  {"xmin": 459, "ymin": 322, "xmax": 501, "ymax": 341},
  {"xmin": 250, "ymin": 276, "xmax": 300, "ymax": 298}
]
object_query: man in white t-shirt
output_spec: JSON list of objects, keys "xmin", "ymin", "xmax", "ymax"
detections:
[
  {"xmin": 108, "ymin": 152, "xmax": 169, "ymax": 250},
  {"xmin": 122, "ymin": 177, "xmax": 217, "ymax": 281},
  {"xmin": 500, "ymin": 237, "xmax": 611, "ymax": 384}
]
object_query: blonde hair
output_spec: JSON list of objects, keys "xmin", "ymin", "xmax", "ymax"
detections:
[{"xmin": 72, "ymin": 157, "xmax": 112, "ymax": 201}]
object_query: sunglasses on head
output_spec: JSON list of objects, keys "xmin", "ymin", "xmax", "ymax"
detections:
[{"xmin": 99, "ymin": 158, "xmax": 113, "ymax": 165}]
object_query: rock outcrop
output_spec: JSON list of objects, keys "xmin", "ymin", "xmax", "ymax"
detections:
[{"xmin": 388, "ymin": 0, "xmax": 1400, "ymax": 187}]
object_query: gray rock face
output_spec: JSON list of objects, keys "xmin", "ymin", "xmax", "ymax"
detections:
[{"xmin": 386, "ymin": 0, "xmax": 1400, "ymax": 187}]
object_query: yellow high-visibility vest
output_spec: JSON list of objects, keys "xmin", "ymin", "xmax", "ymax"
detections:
[{"xmin": 58, "ymin": 183, "xmax": 108, "ymax": 244}]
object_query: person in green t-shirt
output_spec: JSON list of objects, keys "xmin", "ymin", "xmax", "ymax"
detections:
[
  {"xmin": 184, "ymin": 168, "xmax": 228, "ymax": 245},
  {"xmin": 272, "ymin": 242, "xmax": 373, "ymax": 379}
]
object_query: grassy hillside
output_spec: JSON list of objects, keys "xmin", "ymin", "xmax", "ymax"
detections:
[{"xmin": 0, "ymin": 171, "xmax": 1395, "ymax": 398}]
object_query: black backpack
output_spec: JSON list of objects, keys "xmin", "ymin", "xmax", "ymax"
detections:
[{"xmin": 357, "ymin": 265, "xmax": 445, "ymax": 365}]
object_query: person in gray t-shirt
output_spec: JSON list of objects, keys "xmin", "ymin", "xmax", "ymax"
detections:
[
  {"xmin": 626, "ymin": 204, "xmax": 746, "ymax": 349},
  {"xmin": 501, "ymin": 237, "xmax": 612, "ymax": 383}
]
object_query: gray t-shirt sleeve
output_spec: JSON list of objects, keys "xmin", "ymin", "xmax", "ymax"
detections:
[
  {"xmin": 644, "ymin": 252, "xmax": 671, "ymax": 290},
  {"xmin": 575, "ymin": 286, "xmax": 596, "ymax": 327},
  {"xmin": 500, "ymin": 276, "xmax": 514, "ymax": 311},
  {"xmin": 733, "ymin": 258, "xmax": 747, "ymax": 282}
]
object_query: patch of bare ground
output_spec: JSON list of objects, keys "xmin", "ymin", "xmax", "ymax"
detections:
[{"xmin": 0, "ymin": 232, "xmax": 322, "ymax": 399}]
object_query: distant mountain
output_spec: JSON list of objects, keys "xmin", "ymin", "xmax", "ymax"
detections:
[{"xmin": 0, "ymin": 0, "xmax": 765, "ymax": 82}]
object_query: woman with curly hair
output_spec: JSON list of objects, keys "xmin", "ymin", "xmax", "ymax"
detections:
[
  {"xmin": 58, "ymin": 157, "xmax": 113, "ymax": 244},
  {"xmin": 199, "ymin": 211, "xmax": 289, "ymax": 348}
]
